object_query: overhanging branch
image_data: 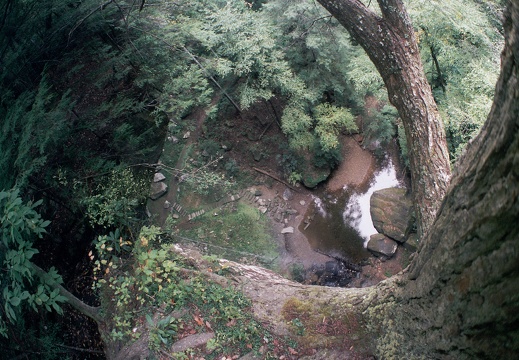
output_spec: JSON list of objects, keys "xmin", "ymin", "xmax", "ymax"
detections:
[{"xmin": 30, "ymin": 263, "xmax": 103, "ymax": 324}]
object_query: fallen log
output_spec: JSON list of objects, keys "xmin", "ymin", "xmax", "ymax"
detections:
[{"xmin": 252, "ymin": 167, "xmax": 299, "ymax": 192}]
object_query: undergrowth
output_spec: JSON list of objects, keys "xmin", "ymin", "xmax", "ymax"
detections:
[{"xmin": 93, "ymin": 226, "xmax": 290, "ymax": 359}]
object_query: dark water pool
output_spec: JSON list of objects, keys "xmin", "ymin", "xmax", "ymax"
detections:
[{"xmin": 301, "ymin": 159, "xmax": 401, "ymax": 264}]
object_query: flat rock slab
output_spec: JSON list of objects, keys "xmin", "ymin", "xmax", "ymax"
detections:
[
  {"xmin": 367, "ymin": 233, "xmax": 398, "ymax": 258},
  {"xmin": 281, "ymin": 226, "xmax": 294, "ymax": 234},
  {"xmin": 170, "ymin": 332, "xmax": 214, "ymax": 353},
  {"xmin": 154, "ymin": 172, "xmax": 166, "ymax": 182},
  {"xmin": 370, "ymin": 187, "xmax": 414, "ymax": 242}
]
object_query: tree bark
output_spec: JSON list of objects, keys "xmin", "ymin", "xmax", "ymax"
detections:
[
  {"xmin": 399, "ymin": 3, "xmax": 519, "ymax": 356},
  {"xmin": 316, "ymin": 0, "xmax": 452, "ymax": 234},
  {"xmin": 220, "ymin": 2, "xmax": 519, "ymax": 358}
]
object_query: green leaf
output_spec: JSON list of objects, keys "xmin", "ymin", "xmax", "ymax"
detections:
[
  {"xmin": 51, "ymin": 302, "xmax": 63, "ymax": 315},
  {"xmin": 9, "ymin": 297, "xmax": 21, "ymax": 306}
]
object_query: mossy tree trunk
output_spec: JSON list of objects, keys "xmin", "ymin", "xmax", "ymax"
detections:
[
  {"xmin": 316, "ymin": 0, "xmax": 451, "ymax": 234},
  {"xmin": 231, "ymin": 2, "xmax": 519, "ymax": 358}
]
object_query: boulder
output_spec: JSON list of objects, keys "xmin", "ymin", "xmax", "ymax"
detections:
[
  {"xmin": 150, "ymin": 181, "xmax": 168, "ymax": 200},
  {"xmin": 302, "ymin": 167, "xmax": 331, "ymax": 188},
  {"xmin": 367, "ymin": 233, "xmax": 398, "ymax": 258},
  {"xmin": 370, "ymin": 187, "xmax": 414, "ymax": 242},
  {"xmin": 283, "ymin": 188, "xmax": 294, "ymax": 201},
  {"xmin": 154, "ymin": 172, "xmax": 166, "ymax": 182}
]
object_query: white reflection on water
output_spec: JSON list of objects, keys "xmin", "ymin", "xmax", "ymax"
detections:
[
  {"xmin": 343, "ymin": 159, "xmax": 401, "ymax": 247},
  {"xmin": 312, "ymin": 196, "xmax": 327, "ymax": 217}
]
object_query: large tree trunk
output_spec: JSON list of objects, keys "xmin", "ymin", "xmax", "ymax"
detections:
[
  {"xmin": 224, "ymin": 2, "xmax": 519, "ymax": 358},
  {"xmin": 316, "ymin": 0, "xmax": 452, "ymax": 234}
]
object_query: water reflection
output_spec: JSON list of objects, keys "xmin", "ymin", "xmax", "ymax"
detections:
[
  {"xmin": 344, "ymin": 160, "xmax": 401, "ymax": 246},
  {"xmin": 301, "ymin": 158, "xmax": 401, "ymax": 264}
]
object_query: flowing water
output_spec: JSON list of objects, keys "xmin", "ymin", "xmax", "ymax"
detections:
[{"xmin": 301, "ymin": 158, "xmax": 402, "ymax": 264}]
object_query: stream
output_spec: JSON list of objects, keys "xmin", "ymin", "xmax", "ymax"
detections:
[{"xmin": 301, "ymin": 157, "xmax": 402, "ymax": 265}]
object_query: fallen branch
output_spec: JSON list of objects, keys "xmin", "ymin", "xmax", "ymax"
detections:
[
  {"xmin": 258, "ymin": 121, "xmax": 274, "ymax": 141},
  {"xmin": 56, "ymin": 344, "xmax": 104, "ymax": 355},
  {"xmin": 252, "ymin": 167, "xmax": 299, "ymax": 192}
]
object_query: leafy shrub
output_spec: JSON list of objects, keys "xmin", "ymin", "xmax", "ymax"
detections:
[
  {"xmin": 364, "ymin": 104, "xmax": 399, "ymax": 150},
  {"xmin": 313, "ymin": 140, "xmax": 342, "ymax": 169},
  {"xmin": 313, "ymin": 103, "xmax": 357, "ymax": 152},
  {"xmin": 224, "ymin": 158, "xmax": 239, "ymax": 177},
  {"xmin": 184, "ymin": 168, "xmax": 235, "ymax": 199},
  {"xmin": 199, "ymin": 139, "xmax": 222, "ymax": 157}
]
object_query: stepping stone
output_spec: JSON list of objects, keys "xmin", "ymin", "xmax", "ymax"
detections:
[{"xmin": 281, "ymin": 227, "xmax": 294, "ymax": 234}]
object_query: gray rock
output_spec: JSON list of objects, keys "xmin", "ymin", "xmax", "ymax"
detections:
[
  {"xmin": 274, "ymin": 209, "xmax": 284, "ymax": 222},
  {"xmin": 221, "ymin": 142, "xmax": 232, "ymax": 151},
  {"xmin": 367, "ymin": 233, "xmax": 398, "ymax": 258},
  {"xmin": 302, "ymin": 167, "xmax": 331, "ymax": 188},
  {"xmin": 258, "ymin": 206, "xmax": 268, "ymax": 214},
  {"xmin": 281, "ymin": 226, "xmax": 294, "ymax": 234},
  {"xmin": 168, "ymin": 136, "xmax": 179, "ymax": 144},
  {"xmin": 153, "ymin": 172, "xmax": 166, "ymax": 182},
  {"xmin": 238, "ymin": 351, "xmax": 262, "ymax": 360},
  {"xmin": 170, "ymin": 332, "xmax": 214, "ymax": 353},
  {"xmin": 370, "ymin": 187, "xmax": 414, "ymax": 242},
  {"xmin": 183, "ymin": 131, "xmax": 190, "ymax": 139},
  {"xmin": 251, "ymin": 149, "xmax": 262, "ymax": 161},
  {"xmin": 150, "ymin": 182, "xmax": 168, "ymax": 200},
  {"xmin": 163, "ymin": 200, "xmax": 171, "ymax": 209},
  {"xmin": 283, "ymin": 188, "xmax": 294, "ymax": 201}
]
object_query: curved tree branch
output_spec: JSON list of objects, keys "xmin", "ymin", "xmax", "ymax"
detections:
[
  {"xmin": 30, "ymin": 263, "xmax": 103, "ymax": 324},
  {"xmin": 317, "ymin": 0, "xmax": 451, "ymax": 234}
]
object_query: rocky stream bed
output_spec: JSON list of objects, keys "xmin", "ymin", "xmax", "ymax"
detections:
[{"xmin": 148, "ymin": 132, "xmax": 417, "ymax": 289}]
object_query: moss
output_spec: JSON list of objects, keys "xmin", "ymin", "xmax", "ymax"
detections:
[
  {"xmin": 281, "ymin": 297, "xmax": 371, "ymax": 355},
  {"xmin": 282, "ymin": 297, "xmax": 313, "ymax": 322},
  {"xmin": 178, "ymin": 203, "xmax": 279, "ymax": 267}
]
